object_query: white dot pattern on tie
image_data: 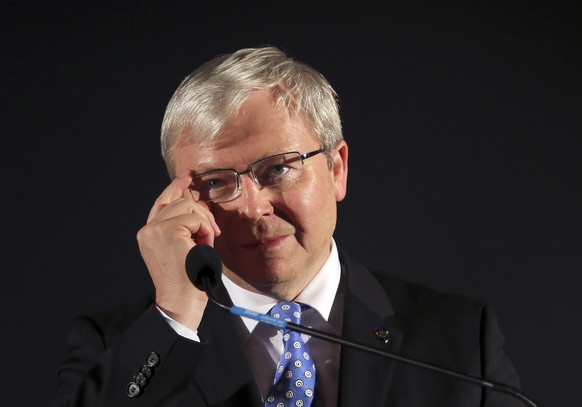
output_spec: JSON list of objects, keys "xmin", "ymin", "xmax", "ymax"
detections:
[{"xmin": 264, "ymin": 301, "xmax": 316, "ymax": 407}]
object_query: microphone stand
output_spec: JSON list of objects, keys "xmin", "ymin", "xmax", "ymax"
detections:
[{"xmin": 202, "ymin": 276, "xmax": 539, "ymax": 407}]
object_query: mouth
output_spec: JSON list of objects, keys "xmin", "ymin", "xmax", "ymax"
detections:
[{"xmin": 241, "ymin": 235, "xmax": 288, "ymax": 251}]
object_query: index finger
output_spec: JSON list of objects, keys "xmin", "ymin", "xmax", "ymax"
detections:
[
  {"xmin": 183, "ymin": 184, "xmax": 221, "ymax": 237},
  {"xmin": 147, "ymin": 173, "xmax": 192, "ymax": 222}
]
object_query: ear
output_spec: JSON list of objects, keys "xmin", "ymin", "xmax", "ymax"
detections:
[{"xmin": 331, "ymin": 140, "xmax": 348, "ymax": 202}]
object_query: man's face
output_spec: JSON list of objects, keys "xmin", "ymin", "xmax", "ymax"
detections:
[{"xmin": 173, "ymin": 91, "xmax": 348, "ymax": 299}]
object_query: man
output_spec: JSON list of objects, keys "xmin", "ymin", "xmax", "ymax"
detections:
[{"xmin": 51, "ymin": 47, "xmax": 521, "ymax": 406}]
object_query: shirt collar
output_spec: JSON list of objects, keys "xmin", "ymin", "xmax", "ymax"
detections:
[{"xmin": 222, "ymin": 239, "xmax": 342, "ymax": 334}]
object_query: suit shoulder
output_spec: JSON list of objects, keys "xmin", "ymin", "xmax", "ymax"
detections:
[
  {"xmin": 374, "ymin": 272, "xmax": 483, "ymax": 315},
  {"xmin": 339, "ymin": 249, "xmax": 485, "ymax": 322},
  {"xmin": 370, "ymin": 272, "xmax": 486, "ymax": 334}
]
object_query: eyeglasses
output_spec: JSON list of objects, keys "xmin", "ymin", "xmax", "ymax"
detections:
[{"xmin": 189, "ymin": 149, "xmax": 325, "ymax": 203}]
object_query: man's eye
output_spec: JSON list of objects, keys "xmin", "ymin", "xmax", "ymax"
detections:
[
  {"xmin": 192, "ymin": 176, "xmax": 229, "ymax": 192},
  {"xmin": 203, "ymin": 178, "xmax": 228, "ymax": 190},
  {"xmin": 265, "ymin": 164, "xmax": 290, "ymax": 178}
]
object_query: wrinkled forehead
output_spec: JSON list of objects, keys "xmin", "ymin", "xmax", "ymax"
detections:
[
  {"xmin": 171, "ymin": 100, "xmax": 320, "ymax": 177},
  {"xmin": 167, "ymin": 87, "xmax": 317, "ymax": 176}
]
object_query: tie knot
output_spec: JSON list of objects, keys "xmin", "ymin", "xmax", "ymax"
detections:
[{"xmin": 269, "ymin": 301, "xmax": 302, "ymax": 324}]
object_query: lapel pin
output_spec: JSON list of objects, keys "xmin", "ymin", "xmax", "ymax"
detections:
[{"xmin": 373, "ymin": 327, "xmax": 390, "ymax": 344}]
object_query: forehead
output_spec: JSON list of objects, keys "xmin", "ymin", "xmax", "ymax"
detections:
[{"xmin": 174, "ymin": 91, "xmax": 319, "ymax": 174}]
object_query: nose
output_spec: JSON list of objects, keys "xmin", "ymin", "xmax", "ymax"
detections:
[{"xmin": 234, "ymin": 174, "xmax": 274, "ymax": 222}]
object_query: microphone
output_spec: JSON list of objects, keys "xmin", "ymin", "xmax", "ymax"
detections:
[
  {"xmin": 186, "ymin": 243, "xmax": 222, "ymax": 291},
  {"xmin": 185, "ymin": 244, "xmax": 539, "ymax": 407}
]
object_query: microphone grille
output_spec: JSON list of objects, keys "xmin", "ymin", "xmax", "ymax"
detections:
[{"xmin": 185, "ymin": 244, "xmax": 222, "ymax": 290}]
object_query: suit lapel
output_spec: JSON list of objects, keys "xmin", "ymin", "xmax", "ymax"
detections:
[
  {"xmin": 338, "ymin": 251, "xmax": 404, "ymax": 407},
  {"xmin": 193, "ymin": 283, "xmax": 262, "ymax": 407}
]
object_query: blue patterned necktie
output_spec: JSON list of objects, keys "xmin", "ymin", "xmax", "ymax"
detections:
[{"xmin": 264, "ymin": 301, "xmax": 316, "ymax": 407}]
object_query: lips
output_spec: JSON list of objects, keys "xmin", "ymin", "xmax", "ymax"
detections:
[{"xmin": 241, "ymin": 235, "xmax": 288, "ymax": 251}]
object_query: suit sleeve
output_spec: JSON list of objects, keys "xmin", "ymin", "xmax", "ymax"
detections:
[
  {"xmin": 480, "ymin": 306, "xmax": 523, "ymax": 407},
  {"xmin": 49, "ymin": 304, "xmax": 206, "ymax": 407}
]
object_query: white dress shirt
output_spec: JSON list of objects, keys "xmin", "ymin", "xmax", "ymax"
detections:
[
  {"xmin": 223, "ymin": 240, "xmax": 343, "ymax": 406},
  {"xmin": 160, "ymin": 240, "xmax": 343, "ymax": 406}
]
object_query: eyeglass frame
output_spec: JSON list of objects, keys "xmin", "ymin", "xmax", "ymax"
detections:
[{"xmin": 188, "ymin": 148, "xmax": 327, "ymax": 203}]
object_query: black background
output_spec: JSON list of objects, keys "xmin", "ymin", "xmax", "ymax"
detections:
[{"xmin": 2, "ymin": 2, "xmax": 580, "ymax": 406}]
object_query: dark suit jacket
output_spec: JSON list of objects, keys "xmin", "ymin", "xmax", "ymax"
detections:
[{"xmin": 50, "ymin": 250, "xmax": 521, "ymax": 406}]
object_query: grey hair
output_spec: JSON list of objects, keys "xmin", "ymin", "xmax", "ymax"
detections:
[{"xmin": 160, "ymin": 46, "xmax": 343, "ymax": 176}]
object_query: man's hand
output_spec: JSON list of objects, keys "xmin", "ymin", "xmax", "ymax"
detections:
[{"xmin": 137, "ymin": 173, "xmax": 221, "ymax": 331}]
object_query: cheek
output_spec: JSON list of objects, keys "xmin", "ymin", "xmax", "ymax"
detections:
[{"xmin": 287, "ymin": 176, "xmax": 337, "ymax": 228}]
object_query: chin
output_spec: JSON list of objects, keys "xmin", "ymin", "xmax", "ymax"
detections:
[{"xmin": 243, "ymin": 261, "xmax": 300, "ymax": 287}]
